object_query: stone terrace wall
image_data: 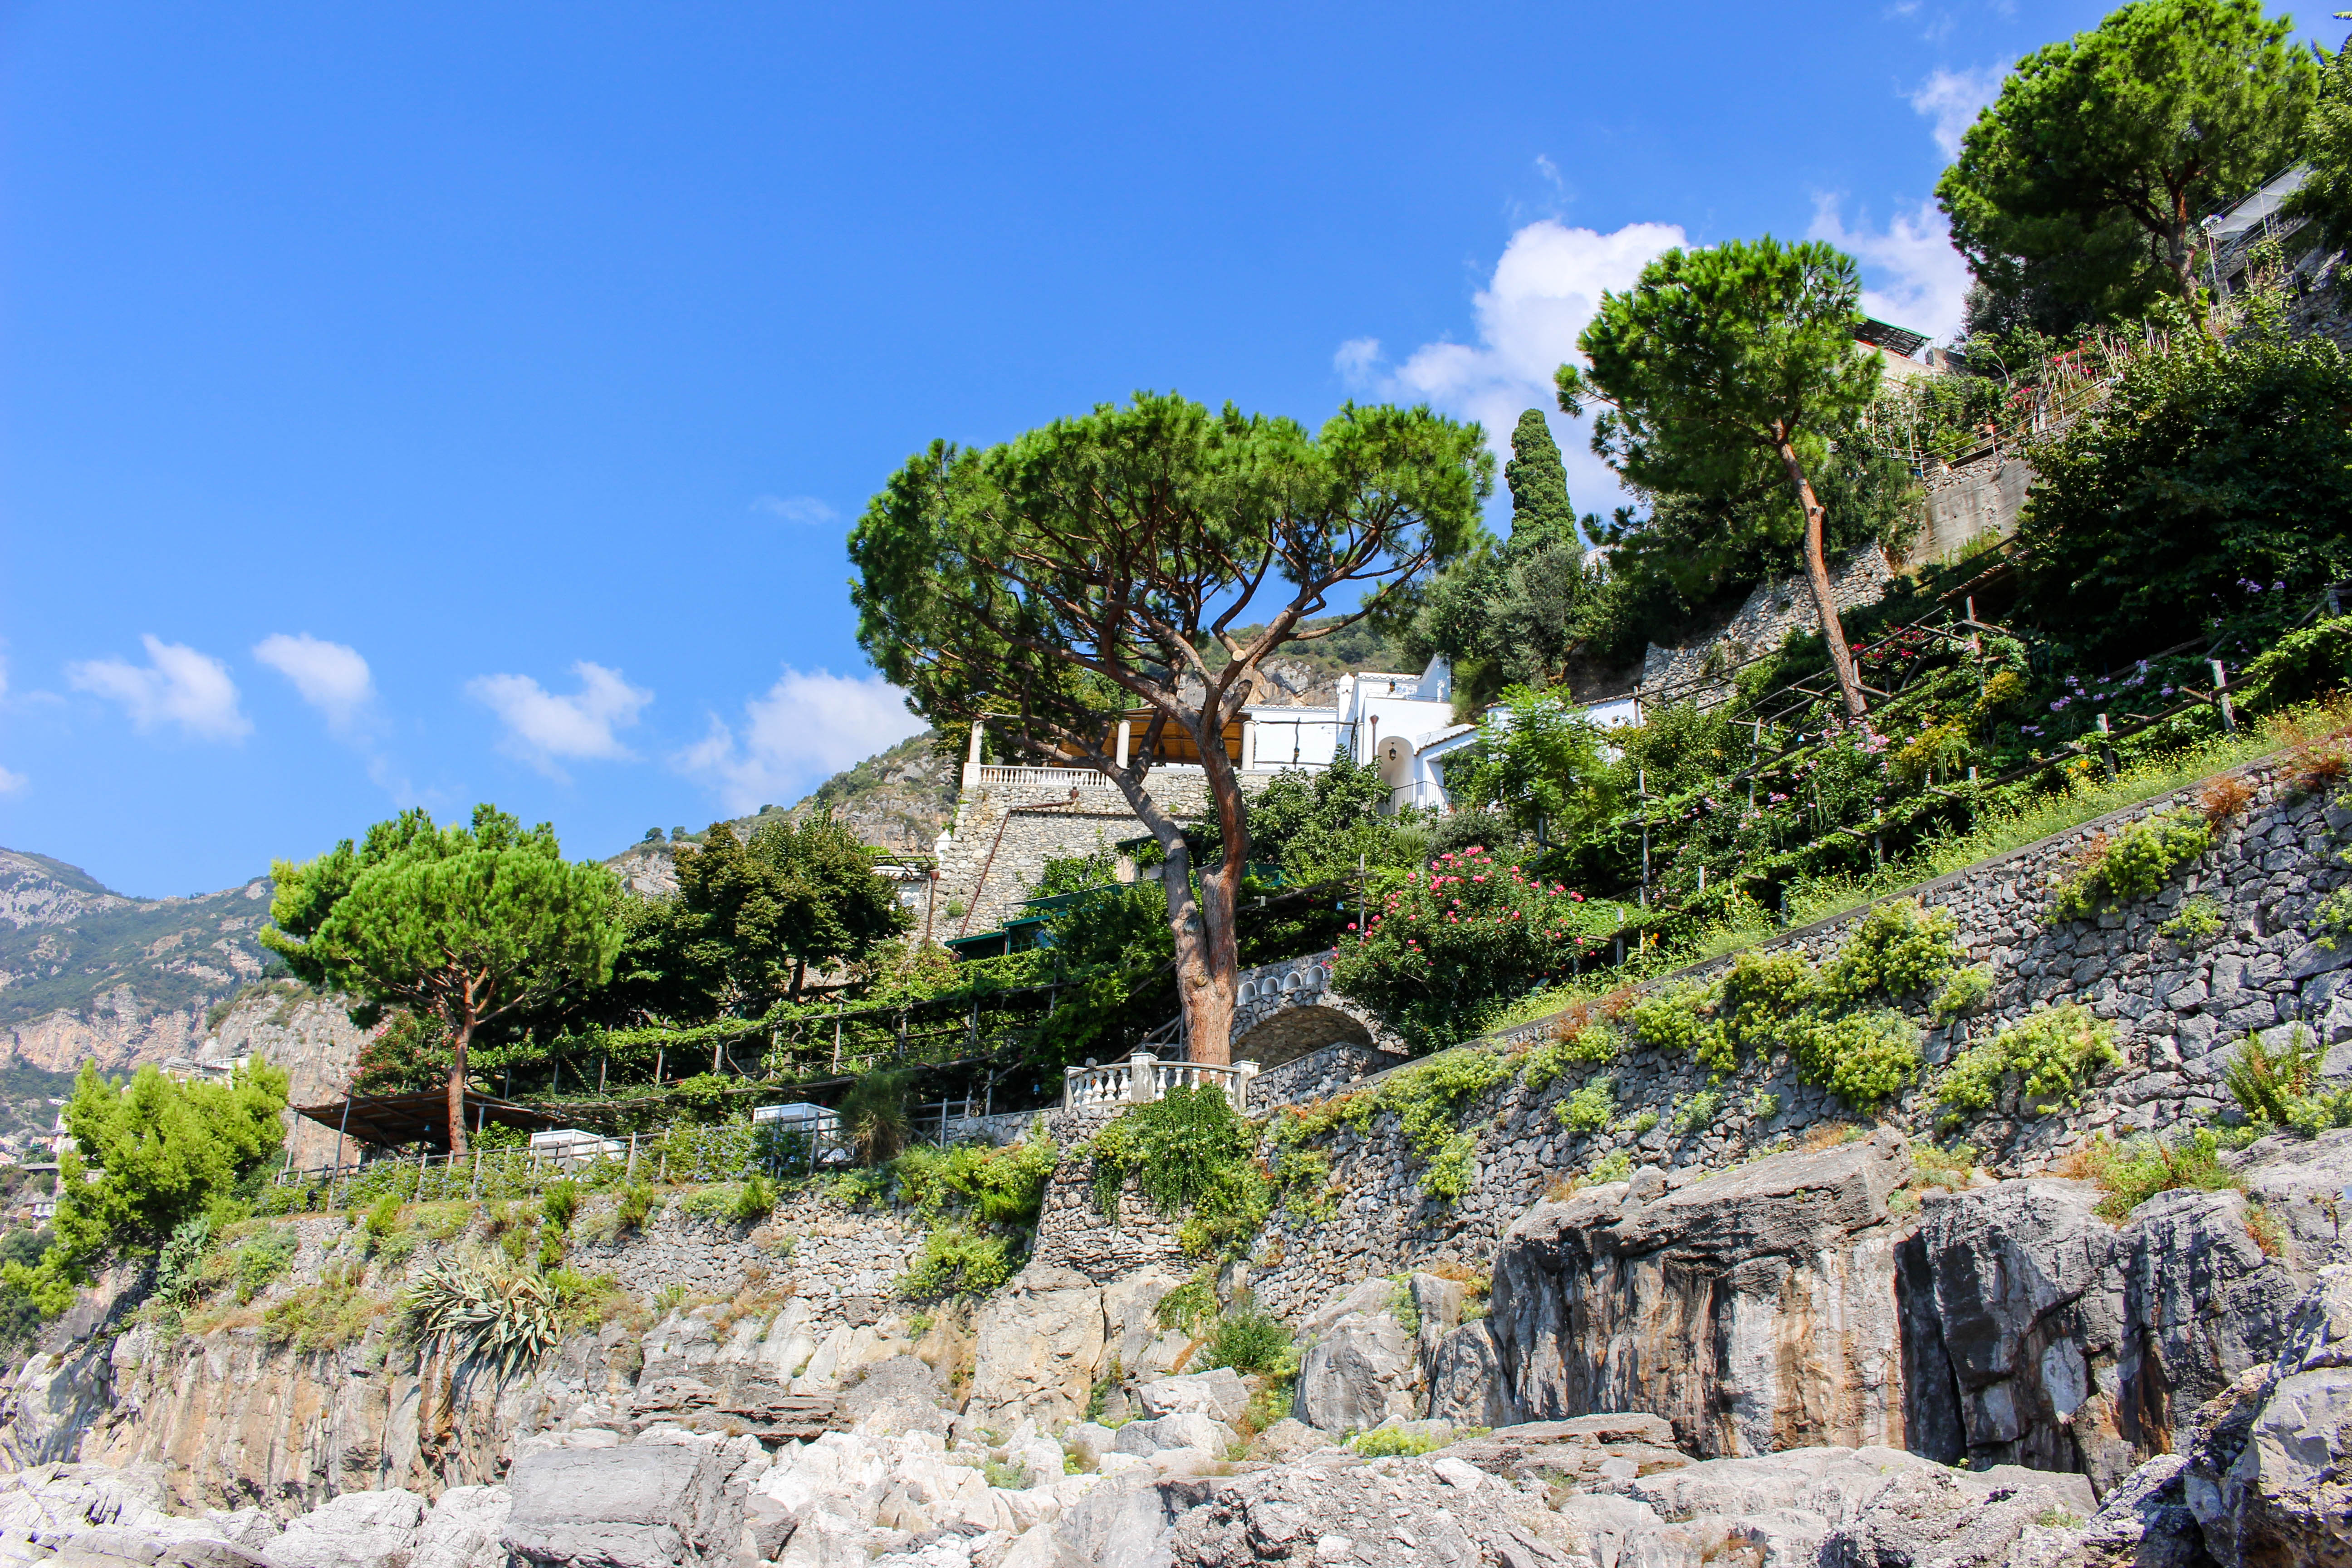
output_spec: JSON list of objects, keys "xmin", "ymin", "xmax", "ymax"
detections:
[{"xmin": 1222, "ymin": 755, "xmax": 2349, "ymax": 1321}]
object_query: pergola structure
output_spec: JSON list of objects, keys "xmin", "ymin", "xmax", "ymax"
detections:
[{"xmin": 292, "ymin": 1088, "xmax": 563, "ymax": 1164}]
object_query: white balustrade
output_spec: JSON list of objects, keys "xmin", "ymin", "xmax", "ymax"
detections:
[{"xmin": 1062, "ymin": 1051, "xmax": 1258, "ymax": 1113}]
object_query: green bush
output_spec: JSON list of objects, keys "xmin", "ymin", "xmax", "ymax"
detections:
[
  {"xmin": 729, "ymin": 1174, "xmax": 775, "ymax": 1224},
  {"xmin": 1204, "ymin": 1309, "xmax": 1297, "ymax": 1377},
  {"xmin": 1586, "ymin": 1150, "xmax": 1633, "ymax": 1183},
  {"xmin": 1744, "ymin": 1089, "xmax": 1781, "ymax": 1119},
  {"xmin": 2221, "ymin": 1025, "xmax": 2352, "ymax": 1133},
  {"xmin": 541, "ymin": 1181, "xmax": 580, "ymax": 1235},
  {"xmin": 1621, "ymin": 1109, "xmax": 1661, "ymax": 1136},
  {"xmin": 1558, "ymin": 1078, "xmax": 1616, "ymax": 1133},
  {"xmin": 1820, "ymin": 902, "xmax": 1960, "ymax": 1005},
  {"xmin": 261, "ymin": 1264, "xmax": 378, "ymax": 1353},
  {"xmin": 1791, "ymin": 1010, "xmax": 1922, "ymax": 1108},
  {"xmin": 1628, "ymin": 986, "xmax": 1727, "ymax": 1072},
  {"xmin": 1720, "ymin": 952, "xmax": 1817, "ymax": 1050},
  {"xmin": 1932, "ymin": 965, "xmax": 1994, "ymax": 1019},
  {"xmin": 1936, "ymin": 1004, "xmax": 2121, "ymax": 1122},
  {"xmin": 613, "ymin": 1183, "xmax": 655, "ymax": 1235},
  {"xmin": 232, "ymin": 1226, "xmax": 299, "ymax": 1303},
  {"xmin": 2236, "ymin": 614, "xmax": 2352, "ymax": 713},
  {"xmin": 1678, "ymin": 1089, "xmax": 1723, "ymax": 1133},
  {"xmin": 2160, "ymin": 897, "xmax": 2226, "ymax": 946},
  {"xmin": 894, "ymin": 1122, "xmax": 1057, "ymax": 1228},
  {"xmin": 1088, "ymin": 1084, "xmax": 1269, "ymax": 1254},
  {"xmin": 897, "ymin": 1225, "xmax": 1015, "ymax": 1300},
  {"xmin": 2080, "ymin": 1130, "xmax": 2240, "ymax": 1221},
  {"xmin": 1378, "ymin": 1051, "xmax": 1516, "ymax": 1201},
  {"xmin": 1352, "ymin": 1427, "xmax": 1445, "ymax": 1457},
  {"xmin": 405, "ymin": 1256, "xmax": 563, "ymax": 1378},
  {"xmin": 2055, "ymin": 812, "xmax": 2210, "ymax": 918}
]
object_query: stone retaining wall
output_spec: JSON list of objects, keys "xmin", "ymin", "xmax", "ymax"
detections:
[{"xmin": 1026, "ymin": 755, "xmax": 2351, "ymax": 1324}]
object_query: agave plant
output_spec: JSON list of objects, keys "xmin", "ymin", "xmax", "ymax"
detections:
[{"xmin": 405, "ymin": 1256, "xmax": 561, "ymax": 1380}]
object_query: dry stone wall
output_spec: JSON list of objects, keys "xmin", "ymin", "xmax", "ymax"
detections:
[{"xmin": 1195, "ymin": 755, "xmax": 2349, "ymax": 1320}]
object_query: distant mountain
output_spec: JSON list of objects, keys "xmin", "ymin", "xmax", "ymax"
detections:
[{"xmin": 0, "ymin": 849, "xmax": 274, "ymax": 1074}]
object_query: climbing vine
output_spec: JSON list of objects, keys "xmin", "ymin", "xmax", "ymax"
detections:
[
  {"xmin": 2053, "ymin": 811, "xmax": 2211, "ymax": 918},
  {"xmin": 1086, "ymin": 1085, "xmax": 1270, "ymax": 1257}
]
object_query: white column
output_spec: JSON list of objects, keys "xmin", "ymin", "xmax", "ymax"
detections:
[
  {"xmin": 1242, "ymin": 718, "xmax": 1257, "ymax": 770},
  {"xmin": 1115, "ymin": 719, "xmax": 1130, "ymax": 769},
  {"xmin": 1128, "ymin": 1051, "xmax": 1158, "ymax": 1104},
  {"xmin": 967, "ymin": 720, "xmax": 985, "ymax": 764}
]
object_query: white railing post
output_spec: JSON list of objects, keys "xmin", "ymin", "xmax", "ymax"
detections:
[
  {"xmin": 1235, "ymin": 1062, "xmax": 1258, "ymax": 1113},
  {"xmin": 1128, "ymin": 1051, "xmax": 1158, "ymax": 1105},
  {"xmin": 1063, "ymin": 1067, "xmax": 1080, "ymax": 1111}
]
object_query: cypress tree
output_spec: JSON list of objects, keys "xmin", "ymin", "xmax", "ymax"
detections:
[{"xmin": 1504, "ymin": 410, "xmax": 1576, "ymax": 553}]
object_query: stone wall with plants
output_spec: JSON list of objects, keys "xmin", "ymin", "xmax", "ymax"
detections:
[{"xmin": 1029, "ymin": 750, "xmax": 2352, "ymax": 1324}]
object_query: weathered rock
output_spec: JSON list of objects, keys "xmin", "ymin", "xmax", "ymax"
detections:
[
  {"xmin": 1134, "ymin": 1368, "xmax": 1250, "ymax": 1425},
  {"xmin": 1292, "ymin": 1281, "xmax": 1418, "ymax": 1434},
  {"xmin": 2068, "ymin": 1454, "xmax": 2207, "ymax": 1568},
  {"xmin": 1819, "ymin": 1463, "xmax": 2089, "ymax": 1568},
  {"xmin": 1168, "ymin": 1455, "xmax": 1570, "ymax": 1567},
  {"xmin": 400, "ymin": 1485, "xmax": 510, "ymax": 1568},
  {"xmin": 1444, "ymin": 1415, "xmax": 1689, "ymax": 1490},
  {"xmin": 1248, "ymin": 1419, "xmax": 1335, "ymax": 1463},
  {"xmin": 1486, "ymin": 1131, "xmax": 1910, "ymax": 1457},
  {"xmin": 2237, "ymin": 1129, "xmax": 2352, "ymax": 1270},
  {"xmin": 265, "ymin": 1488, "xmax": 426, "ymax": 1568},
  {"xmin": 502, "ymin": 1442, "xmax": 746, "ymax": 1568},
  {"xmin": 1425, "ymin": 1319, "xmax": 1509, "ymax": 1429},
  {"xmin": 965, "ymin": 1267, "xmax": 1108, "ymax": 1429},
  {"xmin": 1109, "ymin": 1411, "xmax": 1235, "ymax": 1458},
  {"xmin": 2193, "ymin": 1264, "xmax": 2352, "ymax": 1568}
]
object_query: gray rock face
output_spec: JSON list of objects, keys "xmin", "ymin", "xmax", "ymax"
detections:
[
  {"xmin": 1292, "ymin": 1286, "xmax": 1418, "ymax": 1434},
  {"xmin": 262, "ymin": 1490, "xmax": 426, "ymax": 1568},
  {"xmin": 1903, "ymin": 1172, "xmax": 2305, "ymax": 1494},
  {"xmin": 1133, "ymin": 1368, "xmax": 1250, "ymax": 1424},
  {"xmin": 502, "ymin": 1443, "xmax": 746, "ymax": 1568},
  {"xmin": 2190, "ymin": 1264, "xmax": 2352, "ymax": 1568},
  {"xmin": 1425, "ymin": 1318, "xmax": 1510, "ymax": 1429},
  {"xmin": 1485, "ymin": 1131, "xmax": 1911, "ymax": 1457}
]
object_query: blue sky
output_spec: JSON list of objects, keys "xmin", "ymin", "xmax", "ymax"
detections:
[{"xmin": 0, "ymin": 0, "xmax": 2292, "ymax": 895}]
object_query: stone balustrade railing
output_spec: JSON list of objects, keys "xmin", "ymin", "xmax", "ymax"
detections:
[{"xmin": 1060, "ymin": 1050, "xmax": 1257, "ymax": 1113}]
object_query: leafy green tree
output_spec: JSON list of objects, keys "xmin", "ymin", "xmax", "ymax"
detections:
[
  {"xmin": 1442, "ymin": 686, "xmax": 1623, "ymax": 845},
  {"xmin": 1403, "ymin": 411, "xmax": 1600, "ymax": 705},
  {"xmin": 850, "ymin": 392, "xmax": 1488, "ymax": 1063},
  {"xmin": 2287, "ymin": 34, "xmax": 2352, "ymax": 283},
  {"xmin": 1559, "ymin": 237, "xmax": 1886, "ymax": 718},
  {"xmin": 261, "ymin": 804, "xmax": 622, "ymax": 1159},
  {"xmin": 2014, "ymin": 296, "xmax": 2352, "ymax": 655},
  {"xmin": 669, "ymin": 811, "xmax": 911, "ymax": 1014},
  {"xmin": 1938, "ymin": 0, "xmax": 2313, "ymax": 326},
  {"xmin": 2, "ymin": 1060, "xmax": 288, "ymax": 1313},
  {"xmin": 1245, "ymin": 756, "xmax": 1403, "ymax": 886}
]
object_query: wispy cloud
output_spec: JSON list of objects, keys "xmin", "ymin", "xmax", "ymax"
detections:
[
  {"xmin": 1808, "ymin": 195, "xmax": 1973, "ymax": 344},
  {"xmin": 67, "ymin": 636, "xmax": 251, "ymax": 741},
  {"xmin": 254, "ymin": 633, "xmax": 376, "ymax": 734},
  {"xmin": 466, "ymin": 661, "xmax": 652, "ymax": 778},
  {"xmin": 675, "ymin": 667, "xmax": 925, "ymax": 817},
  {"xmin": 1911, "ymin": 64, "xmax": 2004, "ymax": 160},
  {"xmin": 751, "ymin": 494, "xmax": 838, "ymax": 526},
  {"xmin": 0, "ymin": 766, "xmax": 24, "ymax": 797},
  {"xmin": 1339, "ymin": 218, "xmax": 1687, "ymax": 510}
]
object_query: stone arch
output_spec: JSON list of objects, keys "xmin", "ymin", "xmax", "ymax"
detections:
[{"xmin": 1231, "ymin": 1002, "xmax": 1376, "ymax": 1071}]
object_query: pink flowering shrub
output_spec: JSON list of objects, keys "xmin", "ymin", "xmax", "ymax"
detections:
[{"xmin": 1329, "ymin": 845, "xmax": 1622, "ymax": 1048}]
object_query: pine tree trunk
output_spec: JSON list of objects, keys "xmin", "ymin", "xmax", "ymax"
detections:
[
  {"xmin": 1774, "ymin": 436, "xmax": 1868, "ymax": 720},
  {"xmin": 446, "ymin": 1017, "xmax": 471, "ymax": 1163}
]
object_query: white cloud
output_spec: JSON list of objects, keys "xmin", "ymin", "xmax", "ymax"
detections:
[
  {"xmin": 675, "ymin": 667, "xmax": 925, "ymax": 816},
  {"xmin": 0, "ymin": 765, "xmax": 23, "ymax": 796},
  {"xmin": 253, "ymin": 633, "xmax": 375, "ymax": 733},
  {"xmin": 1808, "ymin": 195, "xmax": 1973, "ymax": 344},
  {"xmin": 1342, "ymin": 218, "xmax": 1687, "ymax": 511},
  {"xmin": 67, "ymin": 636, "xmax": 251, "ymax": 741},
  {"xmin": 1911, "ymin": 64, "xmax": 2003, "ymax": 159},
  {"xmin": 752, "ymin": 494, "xmax": 838, "ymax": 526},
  {"xmin": 466, "ymin": 661, "xmax": 652, "ymax": 777}
]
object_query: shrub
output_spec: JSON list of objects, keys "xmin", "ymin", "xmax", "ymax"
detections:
[
  {"xmin": 1628, "ymin": 986, "xmax": 1728, "ymax": 1073},
  {"xmin": 1932, "ymin": 965, "xmax": 1994, "ymax": 1019},
  {"xmin": 544, "ymin": 1268, "xmax": 632, "ymax": 1332},
  {"xmin": 1352, "ymin": 1427, "xmax": 1445, "ymax": 1457},
  {"xmin": 2077, "ymin": 1130, "xmax": 2240, "ymax": 1221},
  {"xmin": 2054, "ymin": 812, "xmax": 2210, "ymax": 918},
  {"xmin": 1744, "ymin": 1089, "xmax": 1781, "ymax": 1120},
  {"xmin": 1089, "ymin": 1084, "xmax": 1270, "ymax": 1254},
  {"xmin": 1622, "ymin": 1109, "xmax": 1661, "ymax": 1136},
  {"xmin": 897, "ymin": 1225, "xmax": 1015, "ymax": 1300},
  {"xmin": 1587, "ymin": 1150, "xmax": 1633, "ymax": 1183},
  {"xmin": 232, "ymin": 1226, "xmax": 299, "ymax": 1303},
  {"xmin": 838, "ymin": 1070, "xmax": 913, "ymax": 1166},
  {"xmin": 1204, "ymin": 1309, "xmax": 1297, "ymax": 1377},
  {"xmin": 1678, "ymin": 1089, "xmax": 1723, "ymax": 1133},
  {"xmin": 413, "ymin": 1203, "xmax": 472, "ymax": 1243},
  {"xmin": 894, "ymin": 1122, "xmax": 1057, "ymax": 1228},
  {"xmin": 2222, "ymin": 1025, "xmax": 2352, "ymax": 1132},
  {"xmin": 541, "ymin": 1181, "xmax": 580, "ymax": 1235},
  {"xmin": 2197, "ymin": 775, "xmax": 2256, "ymax": 826},
  {"xmin": 1558, "ymin": 1078, "xmax": 1616, "ymax": 1134},
  {"xmin": 1911, "ymin": 1142, "xmax": 1979, "ymax": 1191},
  {"xmin": 1820, "ymin": 902, "xmax": 1960, "ymax": 1005},
  {"xmin": 1155, "ymin": 1269, "xmax": 1218, "ymax": 1336},
  {"xmin": 1353, "ymin": 1050, "xmax": 1514, "ymax": 1203},
  {"xmin": 2160, "ymin": 897, "xmax": 2226, "ymax": 946},
  {"xmin": 1936, "ymin": 1004, "xmax": 2119, "ymax": 1122},
  {"xmin": 729, "ymin": 1174, "xmax": 775, "ymax": 1224},
  {"xmin": 406, "ymin": 1256, "xmax": 564, "ymax": 1378},
  {"xmin": 613, "ymin": 1183, "xmax": 655, "ymax": 1236},
  {"xmin": 153, "ymin": 1216, "xmax": 213, "ymax": 1308},
  {"xmin": 1791, "ymin": 1010, "xmax": 1922, "ymax": 1108},
  {"xmin": 360, "ymin": 1195, "xmax": 405, "ymax": 1259},
  {"xmin": 1719, "ymin": 952, "xmax": 1817, "ymax": 1051}
]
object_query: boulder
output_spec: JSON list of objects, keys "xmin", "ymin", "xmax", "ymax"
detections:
[
  {"xmin": 266, "ymin": 1489, "xmax": 426, "ymax": 1568},
  {"xmin": 503, "ymin": 1442, "xmax": 746, "ymax": 1568},
  {"xmin": 1109, "ymin": 1411, "xmax": 1236, "ymax": 1457},
  {"xmin": 1249, "ymin": 1419, "xmax": 1335, "ymax": 1462},
  {"xmin": 409, "ymin": 1485, "xmax": 511, "ymax": 1568},
  {"xmin": 1819, "ymin": 1464, "xmax": 2092, "ymax": 1568},
  {"xmin": 2239, "ymin": 1129, "xmax": 2352, "ymax": 1270},
  {"xmin": 2071, "ymin": 1454, "xmax": 2208, "ymax": 1568},
  {"xmin": 1292, "ymin": 1283, "xmax": 1418, "ymax": 1433},
  {"xmin": 965, "ymin": 1266, "xmax": 1108, "ymax": 1428},
  {"xmin": 2193, "ymin": 1264, "xmax": 2352, "ymax": 1568},
  {"xmin": 1425, "ymin": 1318, "xmax": 1511, "ymax": 1428},
  {"xmin": 1133, "ymin": 1367, "xmax": 1250, "ymax": 1424},
  {"xmin": 1487, "ymin": 1129, "xmax": 1911, "ymax": 1457}
]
